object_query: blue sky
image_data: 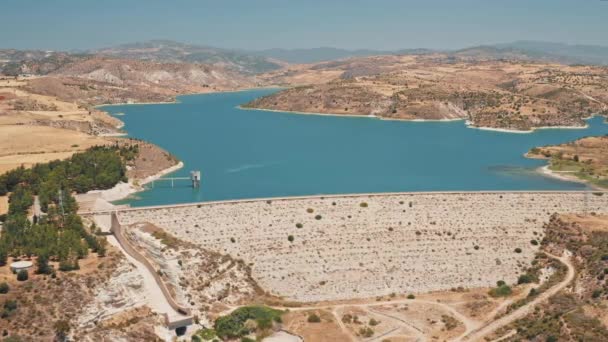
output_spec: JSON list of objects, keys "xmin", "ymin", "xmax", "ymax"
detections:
[{"xmin": 1, "ymin": 0, "xmax": 607, "ymax": 50}]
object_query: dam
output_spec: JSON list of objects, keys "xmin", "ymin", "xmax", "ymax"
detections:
[{"xmin": 108, "ymin": 191, "xmax": 608, "ymax": 303}]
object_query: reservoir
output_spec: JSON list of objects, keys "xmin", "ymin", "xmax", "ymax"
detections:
[{"xmin": 102, "ymin": 89, "xmax": 608, "ymax": 207}]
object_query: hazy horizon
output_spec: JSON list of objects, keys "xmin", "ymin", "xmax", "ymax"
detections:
[{"xmin": 1, "ymin": 0, "xmax": 607, "ymax": 51}]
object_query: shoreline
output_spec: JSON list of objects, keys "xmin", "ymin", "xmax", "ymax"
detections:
[
  {"xmin": 80, "ymin": 161, "xmax": 185, "ymax": 211},
  {"xmin": 239, "ymin": 103, "xmax": 600, "ymax": 133},
  {"xmin": 536, "ymin": 165, "xmax": 604, "ymax": 191},
  {"xmin": 95, "ymin": 87, "xmax": 604, "ymax": 134}
]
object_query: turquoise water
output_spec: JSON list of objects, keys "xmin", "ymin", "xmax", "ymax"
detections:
[{"xmin": 102, "ymin": 89, "xmax": 608, "ymax": 207}]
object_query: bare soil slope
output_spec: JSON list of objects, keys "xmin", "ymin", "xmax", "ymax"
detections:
[{"xmin": 248, "ymin": 56, "xmax": 608, "ymax": 131}]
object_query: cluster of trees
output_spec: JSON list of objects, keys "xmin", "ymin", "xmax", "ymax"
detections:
[
  {"xmin": 0, "ymin": 145, "xmax": 138, "ymax": 272},
  {"xmin": 214, "ymin": 306, "xmax": 284, "ymax": 340},
  {"xmin": 0, "ymin": 144, "xmax": 138, "ymax": 198}
]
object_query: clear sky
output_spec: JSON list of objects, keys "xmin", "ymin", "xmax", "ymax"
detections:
[{"xmin": 1, "ymin": 0, "xmax": 607, "ymax": 51}]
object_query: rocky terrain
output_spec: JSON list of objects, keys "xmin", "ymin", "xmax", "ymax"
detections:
[
  {"xmin": 488, "ymin": 214, "xmax": 608, "ymax": 341},
  {"xmin": 26, "ymin": 57, "xmax": 257, "ymax": 106},
  {"xmin": 0, "ymin": 248, "xmax": 124, "ymax": 340},
  {"xmin": 117, "ymin": 192, "xmax": 608, "ymax": 302},
  {"xmin": 247, "ymin": 55, "xmax": 608, "ymax": 131},
  {"xmin": 113, "ymin": 192, "xmax": 608, "ymax": 341}
]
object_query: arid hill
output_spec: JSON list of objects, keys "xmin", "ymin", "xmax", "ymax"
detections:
[
  {"xmin": 246, "ymin": 55, "xmax": 608, "ymax": 131},
  {"xmin": 28, "ymin": 57, "xmax": 257, "ymax": 105},
  {"xmin": 528, "ymin": 135, "xmax": 608, "ymax": 189}
]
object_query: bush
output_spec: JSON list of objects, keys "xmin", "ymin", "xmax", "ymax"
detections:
[
  {"xmin": 307, "ymin": 313, "xmax": 321, "ymax": 323},
  {"xmin": 360, "ymin": 202, "xmax": 368, "ymax": 208},
  {"xmin": 407, "ymin": 294, "xmax": 415, "ymax": 299},
  {"xmin": 16, "ymin": 270, "xmax": 28, "ymax": 281},
  {"xmin": 315, "ymin": 215, "xmax": 322, "ymax": 220},
  {"xmin": 518, "ymin": 274, "xmax": 534, "ymax": 284},
  {"xmin": 489, "ymin": 284, "xmax": 512, "ymax": 297},
  {"xmin": 514, "ymin": 248, "xmax": 522, "ymax": 253},
  {"xmin": 0, "ymin": 283, "xmax": 8, "ymax": 294},
  {"xmin": 369, "ymin": 318, "xmax": 380, "ymax": 326},
  {"xmin": 214, "ymin": 306, "xmax": 284, "ymax": 340},
  {"xmin": 288, "ymin": 235, "xmax": 294, "ymax": 242},
  {"xmin": 194, "ymin": 328, "xmax": 217, "ymax": 340},
  {"xmin": 359, "ymin": 327, "xmax": 374, "ymax": 338},
  {"xmin": 2, "ymin": 300, "xmax": 17, "ymax": 318},
  {"xmin": 306, "ymin": 208, "xmax": 314, "ymax": 213},
  {"xmin": 295, "ymin": 223, "xmax": 303, "ymax": 228}
]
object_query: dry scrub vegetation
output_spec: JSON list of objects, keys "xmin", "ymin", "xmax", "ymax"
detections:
[
  {"xmin": 528, "ymin": 135, "xmax": 608, "ymax": 189},
  {"xmin": 247, "ymin": 55, "xmax": 608, "ymax": 131}
]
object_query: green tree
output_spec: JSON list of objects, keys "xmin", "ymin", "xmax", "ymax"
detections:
[
  {"xmin": 16, "ymin": 270, "xmax": 28, "ymax": 281},
  {"xmin": 36, "ymin": 253, "xmax": 52, "ymax": 275}
]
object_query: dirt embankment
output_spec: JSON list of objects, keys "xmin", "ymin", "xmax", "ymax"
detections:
[{"xmin": 247, "ymin": 56, "xmax": 608, "ymax": 131}]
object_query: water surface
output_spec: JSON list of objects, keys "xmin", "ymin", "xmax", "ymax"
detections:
[{"xmin": 102, "ymin": 89, "xmax": 608, "ymax": 207}]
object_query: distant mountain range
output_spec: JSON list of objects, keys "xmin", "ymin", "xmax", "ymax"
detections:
[
  {"xmin": 93, "ymin": 40, "xmax": 285, "ymax": 74},
  {"xmin": 251, "ymin": 41, "xmax": 608, "ymax": 65},
  {"xmin": 2, "ymin": 40, "xmax": 608, "ymax": 77},
  {"xmin": 246, "ymin": 47, "xmax": 433, "ymax": 64},
  {"xmin": 454, "ymin": 41, "xmax": 608, "ymax": 65}
]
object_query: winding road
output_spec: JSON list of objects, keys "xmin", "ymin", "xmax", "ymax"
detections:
[{"xmin": 458, "ymin": 251, "xmax": 574, "ymax": 341}]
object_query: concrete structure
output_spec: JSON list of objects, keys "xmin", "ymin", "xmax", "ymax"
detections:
[
  {"xmin": 150, "ymin": 170, "xmax": 201, "ymax": 188},
  {"xmin": 10, "ymin": 260, "xmax": 33, "ymax": 273},
  {"xmin": 110, "ymin": 213, "xmax": 193, "ymax": 329}
]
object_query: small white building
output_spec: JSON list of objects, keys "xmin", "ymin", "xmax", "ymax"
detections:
[{"xmin": 10, "ymin": 261, "xmax": 33, "ymax": 273}]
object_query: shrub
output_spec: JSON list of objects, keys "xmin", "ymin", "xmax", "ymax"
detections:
[
  {"xmin": 307, "ymin": 313, "xmax": 321, "ymax": 323},
  {"xmin": 306, "ymin": 208, "xmax": 314, "ymax": 213},
  {"xmin": 359, "ymin": 327, "xmax": 374, "ymax": 338},
  {"xmin": 518, "ymin": 274, "xmax": 534, "ymax": 284},
  {"xmin": 497, "ymin": 280, "xmax": 506, "ymax": 286},
  {"xmin": 288, "ymin": 235, "xmax": 294, "ymax": 242},
  {"xmin": 407, "ymin": 294, "xmax": 415, "ymax": 299},
  {"xmin": 0, "ymin": 283, "xmax": 8, "ymax": 294},
  {"xmin": 16, "ymin": 270, "xmax": 28, "ymax": 281},
  {"xmin": 315, "ymin": 215, "xmax": 322, "ymax": 220},
  {"xmin": 369, "ymin": 318, "xmax": 380, "ymax": 326},
  {"xmin": 514, "ymin": 248, "xmax": 522, "ymax": 253},
  {"xmin": 214, "ymin": 306, "xmax": 284, "ymax": 340},
  {"xmin": 530, "ymin": 240, "xmax": 539, "ymax": 246},
  {"xmin": 295, "ymin": 223, "xmax": 303, "ymax": 228},
  {"xmin": 36, "ymin": 254, "xmax": 52, "ymax": 274},
  {"xmin": 360, "ymin": 202, "xmax": 368, "ymax": 208},
  {"xmin": 342, "ymin": 314, "xmax": 353, "ymax": 323},
  {"xmin": 489, "ymin": 284, "xmax": 512, "ymax": 297},
  {"xmin": 2, "ymin": 300, "xmax": 17, "ymax": 318}
]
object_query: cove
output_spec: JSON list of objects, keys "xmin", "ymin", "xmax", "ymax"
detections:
[{"xmin": 101, "ymin": 89, "xmax": 608, "ymax": 207}]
